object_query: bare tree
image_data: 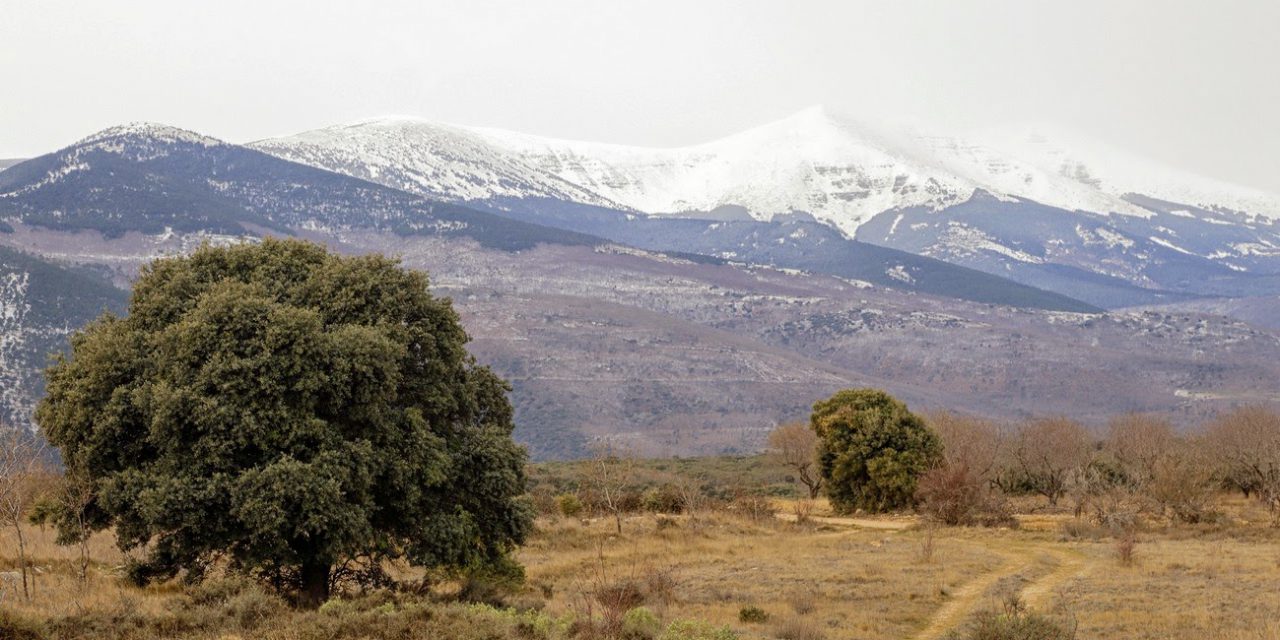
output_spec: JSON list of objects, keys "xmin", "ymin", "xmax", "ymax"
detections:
[
  {"xmin": 1206, "ymin": 406, "xmax": 1280, "ymax": 516},
  {"xmin": 1105, "ymin": 413, "xmax": 1175, "ymax": 487},
  {"xmin": 917, "ymin": 412, "xmax": 1012, "ymax": 526},
  {"xmin": 767, "ymin": 421, "xmax": 823, "ymax": 499},
  {"xmin": 57, "ymin": 471, "xmax": 97, "ymax": 588},
  {"xmin": 1012, "ymin": 417, "xmax": 1093, "ymax": 507},
  {"xmin": 585, "ymin": 443, "xmax": 637, "ymax": 535},
  {"xmin": 927, "ymin": 411, "xmax": 1002, "ymax": 481},
  {"xmin": 1145, "ymin": 438, "xmax": 1217, "ymax": 524},
  {"xmin": 0, "ymin": 428, "xmax": 46, "ymax": 601}
]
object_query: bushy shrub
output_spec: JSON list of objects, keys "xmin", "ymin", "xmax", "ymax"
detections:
[
  {"xmin": 812, "ymin": 389, "xmax": 941, "ymax": 513},
  {"xmin": 916, "ymin": 465, "xmax": 985, "ymax": 525},
  {"xmin": 0, "ymin": 610, "xmax": 44, "ymax": 640},
  {"xmin": 787, "ymin": 588, "xmax": 817, "ymax": 615},
  {"xmin": 945, "ymin": 609, "xmax": 1076, "ymax": 640},
  {"xmin": 773, "ymin": 616, "xmax": 827, "ymax": 640},
  {"xmin": 622, "ymin": 607, "xmax": 663, "ymax": 640},
  {"xmin": 738, "ymin": 605, "xmax": 769, "ymax": 623},
  {"xmin": 732, "ymin": 494, "xmax": 776, "ymax": 522},
  {"xmin": 557, "ymin": 494, "xmax": 584, "ymax": 518},
  {"xmin": 529, "ymin": 487, "xmax": 560, "ymax": 517},
  {"xmin": 458, "ymin": 556, "xmax": 527, "ymax": 607},
  {"xmin": 1059, "ymin": 518, "xmax": 1106, "ymax": 541},
  {"xmin": 642, "ymin": 485, "xmax": 685, "ymax": 514},
  {"xmin": 660, "ymin": 619, "xmax": 739, "ymax": 640}
]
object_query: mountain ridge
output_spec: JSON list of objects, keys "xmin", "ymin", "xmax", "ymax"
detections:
[{"xmin": 251, "ymin": 109, "xmax": 1280, "ymax": 308}]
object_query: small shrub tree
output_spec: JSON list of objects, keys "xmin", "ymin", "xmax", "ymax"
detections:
[
  {"xmin": 1012, "ymin": 417, "xmax": 1093, "ymax": 507},
  {"xmin": 1104, "ymin": 413, "xmax": 1174, "ymax": 488},
  {"xmin": 585, "ymin": 444, "xmax": 638, "ymax": 534},
  {"xmin": 1206, "ymin": 406, "xmax": 1280, "ymax": 516},
  {"xmin": 557, "ymin": 493, "xmax": 585, "ymax": 518},
  {"xmin": 918, "ymin": 412, "xmax": 1013, "ymax": 526},
  {"xmin": 768, "ymin": 422, "xmax": 823, "ymax": 499},
  {"xmin": 0, "ymin": 428, "xmax": 48, "ymax": 600},
  {"xmin": 812, "ymin": 389, "xmax": 940, "ymax": 514},
  {"xmin": 1144, "ymin": 439, "xmax": 1216, "ymax": 524}
]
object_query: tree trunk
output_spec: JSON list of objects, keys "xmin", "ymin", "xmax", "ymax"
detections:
[
  {"xmin": 299, "ymin": 559, "xmax": 330, "ymax": 608},
  {"xmin": 13, "ymin": 521, "xmax": 28, "ymax": 600}
]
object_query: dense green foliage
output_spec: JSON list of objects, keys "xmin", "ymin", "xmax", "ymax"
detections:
[
  {"xmin": 36, "ymin": 239, "xmax": 532, "ymax": 604},
  {"xmin": 812, "ymin": 389, "xmax": 941, "ymax": 513}
]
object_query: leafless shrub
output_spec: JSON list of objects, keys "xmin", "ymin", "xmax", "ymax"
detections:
[
  {"xmin": 1105, "ymin": 413, "xmax": 1174, "ymax": 488},
  {"xmin": 1115, "ymin": 530, "xmax": 1138, "ymax": 567},
  {"xmin": 921, "ymin": 412, "xmax": 1018, "ymax": 527},
  {"xmin": 732, "ymin": 492, "xmax": 775, "ymax": 523},
  {"xmin": 774, "ymin": 616, "xmax": 827, "ymax": 640},
  {"xmin": 1145, "ymin": 440, "xmax": 1218, "ymax": 524},
  {"xmin": 787, "ymin": 587, "xmax": 818, "ymax": 615},
  {"xmin": 918, "ymin": 523, "xmax": 937, "ymax": 564},
  {"xmin": 928, "ymin": 412, "xmax": 1002, "ymax": 480},
  {"xmin": 0, "ymin": 428, "xmax": 48, "ymax": 601},
  {"xmin": 1012, "ymin": 418, "xmax": 1094, "ymax": 507},
  {"xmin": 569, "ymin": 546, "xmax": 680, "ymax": 637},
  {"xmin": 792, "ymin": 499, "xmax": 815, "ymax": 526},
  {"xmin": 1205, "ymin": 406, "xmax": 1280, "ymax": 518},
  {"xmin": 1073, "ymin": 464, "xmax": 1142, "ymax": 530},
  {"xmin": 768, "ymin": 421, "xmax": 824, "ymax": 499},
  {"xmin": 59, "ymin": 471, "xmax": 97, "ymax": 588},
  {"xmin": 917, "ymin": 464, "xmax": 986, "ymax": 526},
  {"xmin": 675, "ymin": 478, "xmax": 710, "ymax": 529},
  {"xmin": 585, "ymin": 443, "xmax": 639, "ymax": 534}
]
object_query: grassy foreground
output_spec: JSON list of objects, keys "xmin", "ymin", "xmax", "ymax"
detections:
[{"xmin": 3, "ymin": 491, "xmax": 1280, "ymax": 640}]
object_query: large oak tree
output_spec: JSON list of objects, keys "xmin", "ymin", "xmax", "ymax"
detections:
[{"xmin": 36, "ymin": 238, "xmax": 532, "ymax": 605}]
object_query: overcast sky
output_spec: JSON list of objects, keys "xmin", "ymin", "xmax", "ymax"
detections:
[{"xmin": 3, "ymin": 0, "xmax": 1278, "ymax": 191}]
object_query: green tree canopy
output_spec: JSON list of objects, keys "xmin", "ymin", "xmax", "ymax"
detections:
[
  {"xmin": 36, "ymin": 238, "xmax": 532, "ymax": 605},
  {"xmin": 812, "ymin": 389, "xmax": 940, "ymax": 513}
]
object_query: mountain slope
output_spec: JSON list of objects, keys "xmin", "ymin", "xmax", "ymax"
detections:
[
  {"xmin": 0, "ymin": 245, "xmax": 126, "ymax": 428},
  {"xmin": 251, "ymin": 117, "xmax": 627, "ymax": 209},
  {"xmin": 485, "ymin": 204, "xmax": 1100, "ymax": 312},
  {"xmin": 1, "ymin": 121, "xmax": 1277, "ymax": 455},
  {"xmin": 0, "ymin": 123, "xmax": 602, "ymax": 250},
  {"xmin": 6, "ymin": 226, "xmax": 1277, "ymax": 458},
  {"xmin": 254, "ymin": 109, "xmax": 1280, "ymax": 308},
  {"xmin": 0, "ymin": 123, "xmax": 1095, "ymax": 312}
]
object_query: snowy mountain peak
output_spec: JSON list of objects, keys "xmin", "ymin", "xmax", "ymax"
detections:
[
  {"xmin": 251, "ymin": 117, "xmax": 625, "ymax": 208},
  {"xmin": 79, "ymin": 122, "xmax": 223, "ymax": 149},
  {"xmin": 253, "ymin": 108, "xmax": 1280, "ymax": 236}
]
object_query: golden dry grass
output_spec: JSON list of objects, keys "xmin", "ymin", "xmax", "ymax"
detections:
[{"xmin": 2, "ymin": 495, "xmax": 1279, "ymax": 639}]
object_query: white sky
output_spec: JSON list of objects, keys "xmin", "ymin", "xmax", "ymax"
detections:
[{"xmin": 3, "ymin": 0, "xmax": 1278, "ymax": 192}]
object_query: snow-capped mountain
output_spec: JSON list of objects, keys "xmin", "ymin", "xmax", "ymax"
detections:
[
  {"xmin": 254, "ymin": 106, "xmax": 1280, "ymax": 231},
  {"xmin": 251, "ymin": 117, "xmax": 626, "ymax": 210},
  {"xmin": 468, "ymin": 107, "xmax": 978, "ymax": 234},
  {"xmin": 253, "ymin": 107, "xmax": 1280, "ymax": 308},
  {"xmin": 968, "ymin": 123, "xmax": 1280, "ymax": 220},
  {"xmin": 3, "ymin": 120, "xmax": 1280, "ymax": 449}
]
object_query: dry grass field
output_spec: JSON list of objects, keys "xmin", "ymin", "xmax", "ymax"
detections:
[{"xmin": 3, "ymin": 494, "xmax": 1279, "ymax": 640}]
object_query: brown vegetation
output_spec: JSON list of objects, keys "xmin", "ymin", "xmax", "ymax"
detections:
[{"xmin": 6, "ymin": 407, "xmax": 1280, "ymax": 639}]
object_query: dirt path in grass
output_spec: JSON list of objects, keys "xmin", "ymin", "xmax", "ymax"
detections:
[
  {"xmin": 912, "ymin": 545, "xmax": 1089, "ymax": 640},
  {"xmin": 771, "ymin": 509, "xmax": 1092, "ymax": 638},
  {"xmin": 773, "ymin": 512, "xmax": 916, "ymax": 530}
]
